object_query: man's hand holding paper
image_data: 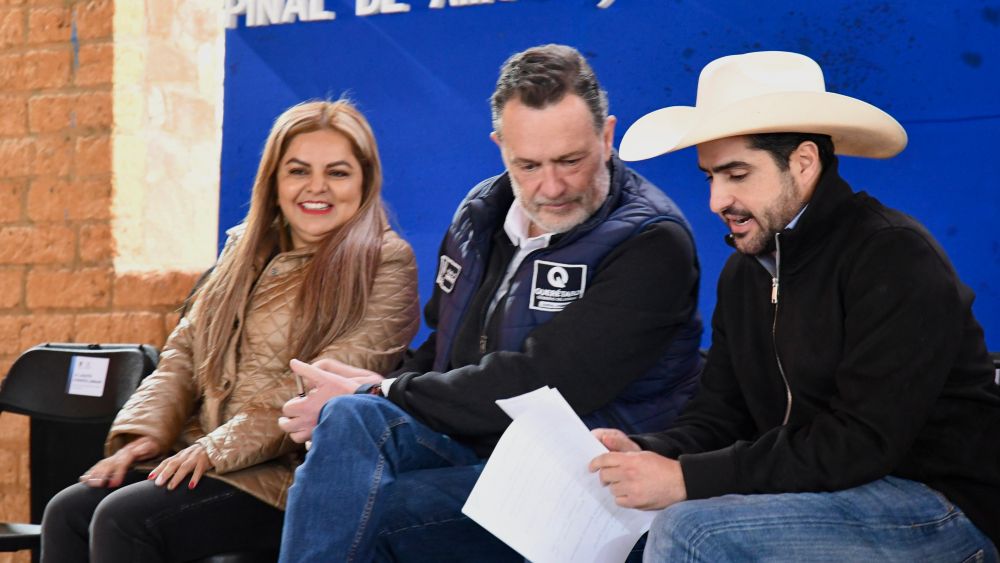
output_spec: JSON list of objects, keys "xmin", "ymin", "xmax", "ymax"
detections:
[{"xmin": 589, "ymin": 428, "xmax": 687, "ymax": 510}]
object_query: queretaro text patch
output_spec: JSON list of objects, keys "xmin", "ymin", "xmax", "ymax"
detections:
[
  {"xmin": 436, "ymin": 255, "xmax": 462, "ymax": 294},
  {"xmin": 529, "ymin": 260, "xmax": 587, "ymax": 312}
]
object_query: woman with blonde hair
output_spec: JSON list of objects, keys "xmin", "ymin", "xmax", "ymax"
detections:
[{"xmin": 41, "ymin": 100, "xmax": 421, "ymax": 562}]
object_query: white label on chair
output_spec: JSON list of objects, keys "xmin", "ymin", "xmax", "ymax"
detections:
[{"xmin": 66, "ymin": 356, "xmax": 110, "ymax": 397}]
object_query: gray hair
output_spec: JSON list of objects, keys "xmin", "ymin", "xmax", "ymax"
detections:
[{"xmin": 490, "ymin": 44, "xmax": 608, "ymax": 134}]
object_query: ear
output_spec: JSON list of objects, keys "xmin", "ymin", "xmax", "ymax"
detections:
[
  {"xmin": 601, "ymin": 115, "xmax": 617, "ymax": 156},
  {"xmin": 790, "ymin": 140, "xmax": 821, "ymax": 197},
  {"xmin": 490, "ymin": 130, "xmax": 510, "ymax": 167}
]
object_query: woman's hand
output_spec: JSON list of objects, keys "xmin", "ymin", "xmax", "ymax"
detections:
[
  {"xmin": 80, "ymin": 436, "xmax": 161, "ymax": 489},
  {"xmin": 149, "ymin": 443, "xmax": 214, "ymax": 491}
]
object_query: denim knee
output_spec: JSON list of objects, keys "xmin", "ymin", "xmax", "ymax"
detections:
[
  {"xmin": 43, "ymin": 483, "xmax": 92, "ymax": 529},
  {"xmin": 42, "ymin": 484, "xmax": 101, "ymax": 541},
  {"xmin": 90, "ymin": 485, "xmax": 146, "ymax": 541},
  {"xmin": 40, "ymin": 484, "xmax": 105, "ymax": 563},
  {"xmin": 319, "ymin": 394, "xmax": 396, "ymax": 424},
  {"xmin": 644, "ymin": 500, "xmax": 735, "ymax": 562},
  {"xmin": 644, "ymin": 489, "xmax": 1000, "ymax": 563},
  {"xmin": 314, "ymin": 394, "xmax": 411, "ymax": 448}
]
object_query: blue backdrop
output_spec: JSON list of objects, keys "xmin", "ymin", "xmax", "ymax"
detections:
[{"xmin": 221, "ymin": 0, "xmax": 1000, "ymax": 349}]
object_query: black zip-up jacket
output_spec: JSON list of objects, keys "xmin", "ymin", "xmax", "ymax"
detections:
[{"xmin": 633, "ymin": 158, "xmax": 1000, "ymax": 545}]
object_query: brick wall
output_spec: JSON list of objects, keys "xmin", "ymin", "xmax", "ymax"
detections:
[{"xmin": 0, "ymin": 2, "xmax": 217, "ymax": 560}]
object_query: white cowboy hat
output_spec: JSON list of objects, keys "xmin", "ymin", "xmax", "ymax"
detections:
[{"xmin": 619, "ymin": 51, "xmax": 907, "ymax": 161}]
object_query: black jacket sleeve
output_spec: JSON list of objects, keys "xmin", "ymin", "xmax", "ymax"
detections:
[{"xmin": 387, "ymin": 221, "xmax": 699, "ymax": 439}]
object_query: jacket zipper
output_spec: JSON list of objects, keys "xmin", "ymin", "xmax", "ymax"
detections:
[
  {"xmin": 479, "ymin": 303, "xmax": 497, "ymax": 354},
  {"xmin": 478, "ymin": 246, "xmax": 548, "ymax": 354},
  {"xmin": 771, "ymin": 232, "xmax": 793, "ymax": 425},
  {"xmin": 479, "ymin": 275, "xmax": 505, "ymax": 354}
]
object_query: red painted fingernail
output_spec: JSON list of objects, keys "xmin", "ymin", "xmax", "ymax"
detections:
[
  {"xmin": 148, "ymin": 472, "xmax": 156, "ymax": 480},
  {"xmin": 188, "ymin": 481, "xmax": 196, "ymax": 489}
]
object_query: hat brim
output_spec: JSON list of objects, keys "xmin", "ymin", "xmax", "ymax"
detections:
[{"xmin": 619, "ymin": 91, "xmax": 907, "ymax": 161}]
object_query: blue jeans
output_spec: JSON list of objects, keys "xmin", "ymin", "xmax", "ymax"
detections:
[
  {"xmin": 643, "ymin": 476, "xmax": 998, "ymax": 562},
  {"xmin": 374, "ymin": 464, "xmax": 523, "ymax": 562},
  {"xmin": 280, "ymin": 395, "xmax": 512, "ymax": 562},
  {"xmin": 373, "ymin": 463, "xmax": 645, "ymax": 562}
]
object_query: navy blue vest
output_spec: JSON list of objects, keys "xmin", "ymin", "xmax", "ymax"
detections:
[{"xmin": 432, "ymin": 157, "xmax": 703, "ymax": 434}]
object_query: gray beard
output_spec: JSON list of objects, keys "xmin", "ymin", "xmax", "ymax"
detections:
[{"xmin": 510, "ymin": 163, "xmax": 610, "ymax": 235}]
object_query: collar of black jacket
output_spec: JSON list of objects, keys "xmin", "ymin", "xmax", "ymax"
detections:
[{"xmin": 771, "ymin": 155, "xmax": 857, "ymax": 273}]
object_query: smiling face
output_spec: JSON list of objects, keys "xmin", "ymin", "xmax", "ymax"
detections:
[
  {"xmin": 698, "ymin": 136, "xmax": 819, "ymax": 255},
  {"xmin": 276, "ymin": 129, "xmax": 364, "ymax": 249},
  {"xmin": 493, "ymin": 94, "xmax": 615, "ymax": 238}
]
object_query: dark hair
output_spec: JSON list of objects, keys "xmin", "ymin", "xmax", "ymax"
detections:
[
  {"xmin": 747, "ymin": 132, "xmax": 835, "ymax": 171},
  {"xmin": 490, "ymin": 44, "xmax": 608, "ymax": 134}
]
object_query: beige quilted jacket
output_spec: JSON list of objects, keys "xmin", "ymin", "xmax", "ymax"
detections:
[{"xmin": 106, "ymin": 226, "xmax": 420, "ymax": 509}]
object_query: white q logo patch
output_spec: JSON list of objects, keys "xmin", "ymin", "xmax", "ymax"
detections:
[
  {"xmin": 530, "ymin": 260, "xmax": 587, "ymax": 312},
  {"xmin": 547, "ymin": 266, "xmax": 569, "ymax": 288}
]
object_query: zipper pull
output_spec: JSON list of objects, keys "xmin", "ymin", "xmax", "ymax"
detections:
[
  {"xmin": 771, "ymin": 277, "xmax": 779, "ymax": 304},
  {"xmin": 479, "ymin": 334, "xmax": 488, "ymax": 354}
]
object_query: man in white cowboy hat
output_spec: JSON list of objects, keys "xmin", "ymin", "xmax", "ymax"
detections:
[{"xmin": 589, "ymin": 51, "xmax": 1000, "ymax": 560}]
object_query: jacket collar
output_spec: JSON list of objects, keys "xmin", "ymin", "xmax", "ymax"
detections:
[{"xmin": 770, "ymin": 156, "xmax": 855, "ymax": 273}]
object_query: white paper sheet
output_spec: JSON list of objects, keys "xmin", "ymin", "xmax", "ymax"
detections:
[
  {"xmin": 462, "ymin": 387, "xmax": 656, "ymax": 563},
  {"xmin": 65, "ymin": 355, "xmax": 110, "ymax": 397}
]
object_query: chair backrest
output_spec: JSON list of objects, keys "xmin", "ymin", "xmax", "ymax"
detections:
[
  {"xmin": 992, "ymin": 351, "xmax": 1000, "ymax": 386},
  {"xmin": 0, "ymin": 343, "xmax": 159, "ymax": 526},
  {"xmin": 0, "ymin": 343, "xmax": 158, "ymax": 423}
]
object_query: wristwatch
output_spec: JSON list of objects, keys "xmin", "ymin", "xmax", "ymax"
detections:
[{"xmin": 355, "ymin": 383, "xmax": 383, "ymax": 397}]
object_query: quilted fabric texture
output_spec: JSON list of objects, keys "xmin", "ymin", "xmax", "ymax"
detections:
[{"xmin": 106, "ymin": 227, "xmax": 420, "ymax": 508}]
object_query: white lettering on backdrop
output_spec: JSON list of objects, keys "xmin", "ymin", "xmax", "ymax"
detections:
[
  {"xmin": 224, "ymin": 0, "xmax": 615, "ymax": 29},
  {"xmin": 224, "ymin": 0, "xmax": 335, "ymax": 28},
  {"xmin": 357, "ymin": 0, "xmax": 411, "ymax": 16}
]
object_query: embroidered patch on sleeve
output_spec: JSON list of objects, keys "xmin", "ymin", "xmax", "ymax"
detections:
[{"xmin": 436, "ymin": 255, "xmax": 462, "ymax": 294}]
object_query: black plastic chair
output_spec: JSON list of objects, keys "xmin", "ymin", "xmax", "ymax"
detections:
[
  {"xmin": 992, "ymin": 351, "xmax": 1000, "ymax": 386},
  {"xmin": 192, "ymin": 551, "xmax": 279, "ymax": 563},
  {"xmin": 0, "ymin": 342, "xmax": 158, "ymax": 558}
]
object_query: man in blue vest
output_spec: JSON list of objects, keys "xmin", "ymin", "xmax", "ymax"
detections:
[{"xmin": 276, "ymin": 44, "xmax": 703, "ymax": 562}]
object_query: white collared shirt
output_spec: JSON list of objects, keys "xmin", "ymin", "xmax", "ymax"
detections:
[
  {"xmin": 486, "ymin": 200, "xmax": 553, "ymax": 319},
  {"xmin": 383, "ymin": 200, "xmax": 552, "ymax": 396}
]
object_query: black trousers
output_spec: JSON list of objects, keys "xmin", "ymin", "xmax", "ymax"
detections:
[{"xmin": 40, "ymin": 471, "xmax": 283, "ymax": 563}]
